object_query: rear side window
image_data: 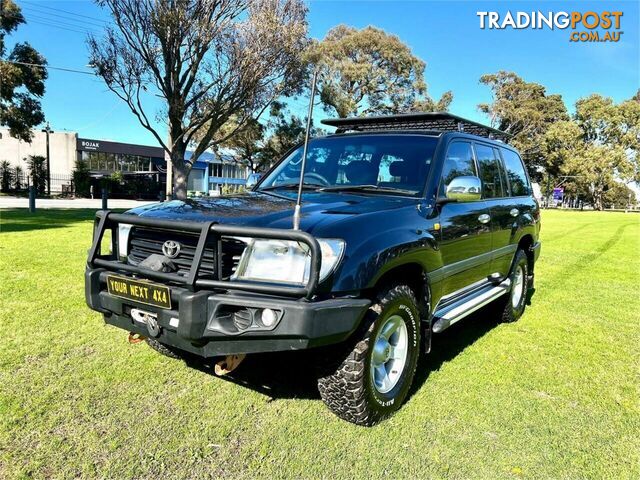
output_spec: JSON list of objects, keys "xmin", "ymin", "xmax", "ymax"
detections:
[
  {"xmin": 439, "ymin": 141, "xmax": 476, "ymax": 196},
  {"xmin": 475, "ymin": 144, "xmax": 504, "ymax": 198},
  {"xmin": 501, "ymin": 149, "xmax": 530, "ymax": 196}
]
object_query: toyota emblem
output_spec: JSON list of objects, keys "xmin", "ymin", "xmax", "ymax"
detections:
[{"xmin": 162, "ymin": 240, "xmax": 181, "ymax": 258}]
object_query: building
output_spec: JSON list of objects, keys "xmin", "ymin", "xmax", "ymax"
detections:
[{"xmin": 0, "ymin": 128, "xmax": 248, "ymax": 196}]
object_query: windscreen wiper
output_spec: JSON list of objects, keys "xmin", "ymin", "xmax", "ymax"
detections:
[
  {"xmin": 260, "ymin": 182, "xmax": 324, "ymax": 191},
  {"xmin": 318, "ymin": 185, "xmax": 416, "ymax": 195}
]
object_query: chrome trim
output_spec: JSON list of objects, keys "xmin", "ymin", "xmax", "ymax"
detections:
[
  {"xmin": 446, "ymin": 176, "xmax": 482, "ymax": 202},
  {"xmin": 432, "ymin": 278, "xmax": 511, "ymax": 333}
]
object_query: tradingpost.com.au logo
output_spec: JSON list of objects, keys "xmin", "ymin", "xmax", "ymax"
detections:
[{"xmin": 477, "ymin": 11, "xmax": 624, "ymax": 42}]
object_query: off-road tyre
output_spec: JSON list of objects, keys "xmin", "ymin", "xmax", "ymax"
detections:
[
  {"xmin": 317, "ymin": 284, "xmax": 421, "ymax": 426},
  {"xmin": 145, "ymin": 337, "xmax": 183, "ymax": 359},
  {"xmin": 499, "ymin": 249, "xmax": 529, "ymax": 323}
]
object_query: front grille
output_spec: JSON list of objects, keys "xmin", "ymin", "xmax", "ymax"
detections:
[{"xmin": 127, "ymin": 227, "xmax": 246, "ymax": 279}]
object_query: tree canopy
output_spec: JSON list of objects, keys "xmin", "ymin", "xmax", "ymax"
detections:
[
  {"xmin": 541, "ymin": 92, "xmax": 639, "ymax": 210},
  {"xmin": 0, "ymin": 0, "xmax": 48, "ymax": 142},
  {"xmin": 478, "ymin": 71, "xmax": 568, "ymax": 175},
  {"xmin": 89, "ymin": 0, "xmax": 308, "ymax": 199},
  {"xmin": 306, "ymin": 25, "xmax": 446, "ymax": 118}
]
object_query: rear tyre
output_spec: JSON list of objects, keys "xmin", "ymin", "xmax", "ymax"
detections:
[
  {"xmin": 317, "ymin": 284, "xmax": 421, "ymax": 426},
  {"xmin": 499, "ymin": 249, "xmax": 529, "ymax": 323},
  {"xmin": 145, "ymin": 337, "xmax": 182, "ymax": 359}
]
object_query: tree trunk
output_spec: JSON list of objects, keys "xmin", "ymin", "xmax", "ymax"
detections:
[
  {"xmin": 171, "ymin": 144, "xmax": 189, "ymax": 200},
  {"xmin": 173, "ymin": 162, "xmax": 189, "ymax": 200}
]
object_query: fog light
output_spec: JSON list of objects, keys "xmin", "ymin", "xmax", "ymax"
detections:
[{"xmin": 261, "ymin": 308, "xmax": 278, "ymax": 327}]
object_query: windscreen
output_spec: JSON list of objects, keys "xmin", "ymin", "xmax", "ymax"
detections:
[{"xmin": 258, "ymin": 134, "xmax": 438, "ymax": 196}]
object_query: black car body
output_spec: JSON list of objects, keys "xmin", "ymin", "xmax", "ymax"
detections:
[{"xmin": 85, "ymin": 113, "xmax": 541, "ymax": 425}]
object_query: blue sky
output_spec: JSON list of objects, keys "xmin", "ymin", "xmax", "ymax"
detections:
[{"xmin": 9, "ymin": 0, "xmax": 640, "ymax": 147}]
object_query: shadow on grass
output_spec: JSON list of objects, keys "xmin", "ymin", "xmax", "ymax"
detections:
[
  {"xmin": 183, "ymin": 304, "xmax": 501, "ymax": 402},
  {"xmin": 0, "ymin": 209, "xmax": 122, "ymax": 233}
]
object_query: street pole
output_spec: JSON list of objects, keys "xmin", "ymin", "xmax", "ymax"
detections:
[{"xmin": 42, "ymin": 122, "xmax": 52, "ymax": 196}]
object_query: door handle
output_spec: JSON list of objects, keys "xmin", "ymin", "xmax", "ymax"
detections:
[
  {"xmin": 510, "ymin": 208, "xmax": 519, "ymax": 217},
  {"xmin": 478, "ymin": 214, "xmax": 491, "ymax": 224}
]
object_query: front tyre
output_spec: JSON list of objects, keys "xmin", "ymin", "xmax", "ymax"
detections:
[
  {"xmin": 500, "ymin": 249, "xmax": 529, "ymax": 323},
  {"xmin": 317, "ymin": 284, "xmax": 421, "ymax": 426}
]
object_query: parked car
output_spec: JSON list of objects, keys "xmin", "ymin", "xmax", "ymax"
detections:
[{"xmin": 85, "ymin": 113, "xmax": 541, "ymax": 425}]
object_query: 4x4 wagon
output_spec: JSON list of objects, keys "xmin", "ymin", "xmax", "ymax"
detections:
[{"xmin": 86, "ymin": 113, "xmax": 541, "ymax": 425}]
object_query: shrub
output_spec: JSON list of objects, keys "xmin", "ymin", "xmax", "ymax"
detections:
[
  {"xmin": 26, "ymin": 155, "xmax": 47, "ymax": 195},
  {"xmin": 72, "ymin": 158, "xmax": 91, "ymax": 197},
  {"xmin": 13, "ymin": 166, "xmax": 24, "ymax": 190},
  {"xmin": 0, "ymin": 160, "xmax": 13, "ymax": 192}
]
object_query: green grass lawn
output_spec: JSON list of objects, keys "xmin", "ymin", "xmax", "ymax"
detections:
[{"xmin": 1, "ymin": 208, "xmax": 638, "ymax": 479}]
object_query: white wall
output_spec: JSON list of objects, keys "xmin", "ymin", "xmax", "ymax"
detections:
[{"xmin": 0, "ymin": 128, "xmax": 77, "ymax": 175}]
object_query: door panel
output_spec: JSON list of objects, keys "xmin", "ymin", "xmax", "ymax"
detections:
[
  {"xmin": 437, "ymin": 140, "xmax": 492, "ymax": 295},
  {"xmin": 475, "ymin": 144, "xmax": 512, "ymax": 276},
  {"xmin": 439, "ymin": 201, "xmax": 492, "ymax": 294}
]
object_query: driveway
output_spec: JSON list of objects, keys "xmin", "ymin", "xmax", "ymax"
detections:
[{"xmin": 0, "ymin": 196, "xmax": 158, "ymax": 210}]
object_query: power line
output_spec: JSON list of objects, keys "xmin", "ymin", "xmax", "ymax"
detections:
[
  {"xmin": 22, "ymin": 12, "xmax": 103, "ymax": 35},
  {"xmin": 25, "ymin": 18, "xmax": 99, "ymax": 36},
  {"xmin": 21, "ymin": 5, "xmax": 109, "ymax": 29},
  {"xmin": 0, "ymin": 8, "xmax": 103, "ymax": 36},
  {"xmin": 25, "ymin": 7, "xmax": 105, "ymax": 30},
  {"xmin": 5, "ymin": 59, "xmax": 96, "ymax": 76},
  {"xmin": 20, "ymin": 0, "xmax": 109, "ymax": 24}
]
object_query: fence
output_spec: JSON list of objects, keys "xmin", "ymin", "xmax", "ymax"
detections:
[{"xmin": 0, "ymin": 172, "xmax": 74, "ymax": 195}]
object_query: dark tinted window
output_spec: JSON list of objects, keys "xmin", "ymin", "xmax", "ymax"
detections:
[
  {"xmin": 260, "ymin": 135, "xmax": 437, "ymax": 196},
  {"xmin": 501, "ymin": 149, "xmax": 530, "ymax": 196},
  {"xmin": 475, "ymin": 144, "xmax": 504, "ymax": 198},
  {"xmin": 440, "ymin": 142, "xmax": 476, "ymax": 196}
]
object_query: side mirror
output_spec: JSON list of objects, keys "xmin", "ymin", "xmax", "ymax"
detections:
[{"xmin": 445, "ymin": 176, "xmax": 482, "ymax": 202}]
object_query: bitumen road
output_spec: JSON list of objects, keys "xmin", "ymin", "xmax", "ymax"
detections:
[{"xmin": 0, "ymin": 196, "xmax": 157, "ymax": 210}]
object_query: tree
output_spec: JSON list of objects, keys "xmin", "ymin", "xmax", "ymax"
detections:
[
  {"xmin": 478, "ymin": 71, "xmax": 569, "ymax": 176},
  {"xmin": 13, "ymin": 164, "xmax": 22, "ymax": 190},
  {"xmin": 562, "ymin": 145, "xmax": 633, "ymax": 211},
  {"xmin": 89, "ymin": 0, "xmax": 308, "ymax": 199},
  {"xmin": 211, "ymin": 117, "xmax": 266, "ymax": 174},
  {"xmin": 541, "ymin": 120, "xmax": 583, "ymax": 178},
  {"xmin": 306, "ymin": 25, "xmax": 432, "ymax": 117},
  {"xmin": 26, "ymin": 155, "xmax": 46, "ymax": 195},
  {"xmin": 602, "ymin": 182, "xmax": 637, "ymax": 209},
  {"xmin": 0, "ymin": 0, "xmax": 48, "ymax": 142},
  {"xmin": 260, "ymin": 101, "xmax": 317, "ymax": 165},
  {"xmin": 413, "ymin": 91, "xmax": 453, "ymax": 113},
  {"xmin": 0, "ymin": 160, "xmax": 13, "ymax": 191},
  {"xmin": 72, "ymin": 158, "xmax": 91, "ymax": 197}
]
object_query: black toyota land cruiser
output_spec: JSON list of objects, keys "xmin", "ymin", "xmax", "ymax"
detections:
[{"xmin": 85, "ymin": 113, "xmax": 541, "ymax": 425}]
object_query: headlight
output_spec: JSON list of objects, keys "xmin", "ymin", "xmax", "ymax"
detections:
[
  {"xmin": 233, "ymin": 238, "xmax": 345, "ymax": 285},
  {"xmin": 118, "ymin": 223, "xmax": 133, "ymax": 259}
]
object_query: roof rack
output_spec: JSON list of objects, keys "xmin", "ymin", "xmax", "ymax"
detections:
[{"xmin": 321, "ymin": 112, "xmax": 511, "ymax": 142}]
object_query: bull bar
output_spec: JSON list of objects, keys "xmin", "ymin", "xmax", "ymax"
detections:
[{"xmin": 87, "ymin": 210, "xmax": 322, "ymax": 299}]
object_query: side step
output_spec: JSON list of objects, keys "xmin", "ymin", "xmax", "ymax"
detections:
[{"xmin": 432, "ymin": 279, "xmax": 511, "ymax": 333}]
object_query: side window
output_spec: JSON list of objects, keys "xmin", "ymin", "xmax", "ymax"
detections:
[
  {"xmin": 475, "ymin": 144, "xmax": 504, "ymax": 198},
  {"xmin": 439, "ymin": 141, "xmax": 476, "ymax": 196},
  {"xmin": 501, "ymin": 149, "xmax": 530, "ymax": 196}
]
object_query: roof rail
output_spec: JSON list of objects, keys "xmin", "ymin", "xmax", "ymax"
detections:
[{"xmin": 321, "ymin": 112, "xmax": 511, "ymax": 142}]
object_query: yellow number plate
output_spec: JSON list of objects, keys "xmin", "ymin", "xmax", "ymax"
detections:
[{"xmin": 106, "ymin": 275, "xmax": 172, "ymax": 309}]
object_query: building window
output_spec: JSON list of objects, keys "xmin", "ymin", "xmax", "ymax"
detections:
[
  {"xmin": 210, "ymin": 163, "xmax": 223, "ymax": 177},
  {"xmin": 82, "ymin": 151, "xmax": 151, "ymax": 173}
]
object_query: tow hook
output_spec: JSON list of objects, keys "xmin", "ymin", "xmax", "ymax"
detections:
[
  {"xmin": 214, "ymin": 354, "xmax": 246, "ymax": 376},
  {"xmin": 128, "ymin": 332, "xmax": 145, "ymax": 344}
]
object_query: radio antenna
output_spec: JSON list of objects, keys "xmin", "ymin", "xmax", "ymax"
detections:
[{"xmin": 293, "ymin": 69, "xmax": 318, "ymax": 230}]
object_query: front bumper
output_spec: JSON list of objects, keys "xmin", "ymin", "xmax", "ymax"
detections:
[{"xmin": 86, "ymin": 268, "xmax": 370, "ymax": 357}]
